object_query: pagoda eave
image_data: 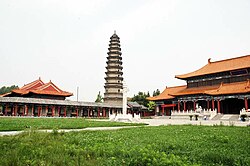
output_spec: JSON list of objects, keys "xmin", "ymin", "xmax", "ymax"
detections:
[
  {"xmin": 107, "ymin": 51, "xmax": 122, "ymax": 55},
  {"xmin": 104, "ymin": 77, "xmax": 123, "ymax": 81},
  {"xmin": 106, "ymin": 66, "xmax": 123, "ymax": 70}
]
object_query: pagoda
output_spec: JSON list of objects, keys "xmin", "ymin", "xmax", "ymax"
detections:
[{"xmin": 104, "ymin": 31, "xmax": 123, "ymax": 105}]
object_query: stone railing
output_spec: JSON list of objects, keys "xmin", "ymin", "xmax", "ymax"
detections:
[
  {"xmin": 171, "ymin": 108, "xmax": 217, "ymax": 120},
  {"xmin": 240, "ymin": 108, "xmax": 250, "ymax": 114},
  {"xmin": 133, "ymin": 113, "xmax": 141, "ymax": 122},
  {"xmin": 109, "ymin": 112, "xmax": 140, "ymax": 122},
  {"xmin": 239, "ymin": 108, "xmax": 250, "ymax": 121}
]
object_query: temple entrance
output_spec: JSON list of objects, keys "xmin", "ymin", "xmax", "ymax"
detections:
[
  {"xmin": 161, "ymin": 104, "xmax": 176, "ymax": 116},
  {"xmin": 221, "ymin": 98, "xmax": 244, "ymax": 114}
]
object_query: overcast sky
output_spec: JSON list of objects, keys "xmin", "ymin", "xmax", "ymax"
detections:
[{"xmin": 1, "ymin": 0, "xmax": 250, "ymax": 101}]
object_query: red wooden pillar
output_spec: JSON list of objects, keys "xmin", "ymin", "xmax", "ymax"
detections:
[
  {"xmin": 23, "ymin": 105, "xmax": 29, "ymax": 116},
  {"xmin": 207, "ymin": 100, "xmax": 210, "ymax": 109},
  {"xmin": 76, "ymin": 107, "xmax": 78, "ymax": 117},
  {"xmin": 97, "ymin": 108, "xmax": 100, "ymax": 118},
  {"xmin": 193, "ymin": 101, "xmax": 196, "ymax": 111},
  {"xmin": 161, "ymin": 106, "xmax": 164, "ymax": 116},
  {"xmin": 177, "ymin": 101, "xmax": 180, "ymax": 111},
  {"xmin": 26, "ymin": 105, "xmax": 29, "ymax": 116},
  {"xmin": 52, "ymin": 106, "xmax": 55, "ymax": 117},
  {"xmin": 14, "ymin": 105, "xmax": 18, "ymax": 116},
  {"xmin": 212, "ymin": 99, "xmax": 215, "ymax": 110},
  {"xmin": 5, "ymin": 104, "xmax": 8, "ymax": 116},
  {"xmin": 38, "ymin": 106, "xmax": 41, "ymax": 117},
  {"xmin": 31, "ymin": 105, "xmax": 34, "ymax": 116},
  {"xmin": 245, "ymin": 97, "xmax": 248, "ymax": 110},
  {"xmin": 102, "ymin": 108, "xmax": 106, "ymax": 117},
  {"xmin": 44, "ymin": 106, "xmax": 48, "ymax": 116},
  {"xmin": 184, "ymin": 101, "xmax": 186, "ymax": 112},
  {"xmin": 64, "ymin": 106, "xmax": 67, "ymax": 117},
  {"xmin": 57, "ymin": 106, "xmax": 60, "ymax": 117},
  {"xmin": 217, "ymin": 100, "xmax": 221, "ymax": 113}
]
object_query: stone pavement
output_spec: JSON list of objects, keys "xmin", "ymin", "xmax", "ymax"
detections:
[{"xmin": 0, "ymin": 118, "xmax": 249, "ymax": 137}]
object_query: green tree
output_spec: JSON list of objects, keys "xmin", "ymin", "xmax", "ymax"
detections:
[
  {"xmin": 95, "ymin": 91, "xmax": 103, "ymax": 103},
  {"xmin": 147, "ymin": 101, "xmax": 156, "ymax": 111},
  {"xmin": 0, "ymin": 85, "xmax": 19, "ymax": 95},
  {"xmin": 153, "ymin": 89, "xmax": 160, "ymax": 96},
  {"xmin": 131, "ymin": 91, "xmax": 149, "ymax": 107}
]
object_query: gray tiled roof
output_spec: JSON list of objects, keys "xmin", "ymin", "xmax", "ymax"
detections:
[{"xmin": 0, "ymin": 97, "xmax": 122, "ymax": 108}]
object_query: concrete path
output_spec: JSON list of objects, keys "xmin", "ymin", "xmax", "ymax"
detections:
[
  {"xmin": 0, "ymin": 126, "xmax": 136, "ymax": 137},
  {"xmin": 0, "ymin": 119, "xmax": 249, "ymax": 137}
]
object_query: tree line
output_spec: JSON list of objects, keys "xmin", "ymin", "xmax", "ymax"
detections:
[{"xmin": 0, "ymin": 85, "xmax": 19, "ymax": 95}]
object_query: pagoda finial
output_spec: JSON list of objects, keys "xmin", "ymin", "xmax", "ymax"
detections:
[{"xmin": 114, "ymin": 30, "xmax": 116, "ymax": 34}]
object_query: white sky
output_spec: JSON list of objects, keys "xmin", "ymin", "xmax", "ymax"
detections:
[{"xmin": 1, "ymin": 0, "xmax": 250, "ymax": 101}]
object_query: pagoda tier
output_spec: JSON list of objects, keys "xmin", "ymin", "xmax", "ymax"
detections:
[
  {"xmin": 107, "ymin": 51, "xmax": 122, "ymax": 55},
  {"xmin": 106, "ymin": 60, "xmax": 123, "ymax": 65},
  {"xmin": 105, "ymin": 71, "xmax": 123, "ymax": 75},
  {"xmin": 104, "ymin": 92, "xmax": 123, "ymax": 99},
  {"xmin": 107, "ymin": 56, "xmax": 122, "ymax": 60},
  {"xmin": 109, "ymin": 43, "xmax": 121, "ymax": 47},
  {"xmin": 105, "ymin": 65, "xmax": 123, "ymax": 70},
  {"xmin": 108, "ymin": 47, "xmax": 121, "ymax": 51},
  {"xmin": 104, "ymin": 84, "xmax": 123, "ymax": 89},
  {"xmin": 104, "ymin": 77, "xmax": 123, "ymax": 81},
  {"xmin": 104, "ymin": 32, "xmax": 124, "ymax": 105}
]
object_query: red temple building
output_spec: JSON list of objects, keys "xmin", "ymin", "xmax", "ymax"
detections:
[
  {"xmin": 1, "ymin": 78, "xmax": 73, "ymax": 100},
  {"xmin": 148, "ymin": 55, "xmax": 250, "ymax": 117}
]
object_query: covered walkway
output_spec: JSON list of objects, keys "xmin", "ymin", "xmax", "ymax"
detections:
[{"xmin": 0, "ymin": 97, "xmax": 122, "ymax": 118}]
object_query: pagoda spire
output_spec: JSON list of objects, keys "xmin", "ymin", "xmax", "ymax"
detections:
[{"xmin": 104, "ymin": 32, "xmax": 123, "ymax": 105}]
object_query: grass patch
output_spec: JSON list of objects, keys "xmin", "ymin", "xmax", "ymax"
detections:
[
  {"xmin": 0, "ymin": 125, "xmax": 249, "ymax": 165},
  {"xmin": 0, "ymin": 117, "xmax": 145, "ymax": 131}
]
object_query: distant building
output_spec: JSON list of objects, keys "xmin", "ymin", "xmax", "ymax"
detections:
[
  {"xmin": 148, "ymin": 55, "xmax": 250, "ymax": 115},
  {"xmin": 104, "ymin": 32, "xmax": 123, "ymax": 105},
  {"xmin": 1, "ymin": 78, "xmax": 73, "ymax": 100}
]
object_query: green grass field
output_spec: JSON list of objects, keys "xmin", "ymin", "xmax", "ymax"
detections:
[
  {"xmin": 0, "ymin": 125, "xmax": 249, "ymax": 165},
  {"xmin": 0, "ymin": 117, "xmax": 145, "ymax": 131}
]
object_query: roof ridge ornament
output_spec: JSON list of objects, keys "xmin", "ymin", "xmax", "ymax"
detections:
[{"xmin": 208, "ymin": 58, "xmax": 211, "ymax": 64}]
